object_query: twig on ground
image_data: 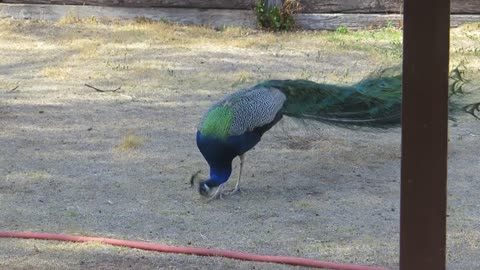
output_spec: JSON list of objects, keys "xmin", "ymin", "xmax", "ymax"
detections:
[
  {"xmin": 6, "ymin": 85, "xmax": 19, "ymax": 93},
  {"xmin": 85, "ymin": 84, "xmax": 121, "ymax": 92}
]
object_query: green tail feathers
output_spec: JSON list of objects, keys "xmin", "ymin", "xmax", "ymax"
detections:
[
  {"xmin": 258, "ymin": 66, "xmax": 479, "ymax": 127},
  {"xmin": 259, "ymin": 67, "xmax": 403, "ymax": 127}
]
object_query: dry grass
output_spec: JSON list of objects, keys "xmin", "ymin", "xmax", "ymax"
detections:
[
  {"xmin": 57, "ymin": 12, "xmax": 101, "ymax": 25},
  {"xmin": 116, "ymin": 131, "xmax": 144, "ymax": 151},
  {"xmin": 231, "ymin": 70, "xmax": 254, "ymax": 87},
  {"xmin": 30, "ymin": 17, "xmax": 476, "ymax": 83},
  {"xmin": 40, "ymin": 66, "xmax": 74, "ymax": 80},
  {"xmin": 283, "ymin": 0, "xmax": 303, "ymax": 15},
  {"xmin": 0, "ymin": 17, "xmax": 479, "ymax": 270},
  {"xmin": 4, "ymin": 16, "xmax": 476, "ymax": 87}
]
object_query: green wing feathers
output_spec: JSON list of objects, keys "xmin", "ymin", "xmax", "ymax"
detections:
[
  {"xmin": 199, "ymin": 86, "xmax": 287, "ymax": 139},
  {"xmin": 199, "ymin": 106, "xmax": 234, "ymax": 140}
]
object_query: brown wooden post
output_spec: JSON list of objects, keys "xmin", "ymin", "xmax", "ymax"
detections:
[{"xmin": 400, "ymin": 0, "xmax": 450, "ymax": 269}]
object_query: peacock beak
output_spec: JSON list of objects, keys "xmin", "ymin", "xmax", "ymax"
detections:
[
  {"xmin": 190, "ymin": 170, "xmax": 211, "ymax": 196},
  {"xmin": 198, "ymin": 182, "xmax": 211, "ymax": 196}
]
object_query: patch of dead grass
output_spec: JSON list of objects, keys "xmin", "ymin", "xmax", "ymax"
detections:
[
  {"xmin": 57, "ymin": 12, "xmax": 101, "ymax": 25},
  {"xmin": 116, "ymin": 131, "xmax": 144, "ymax": 151},
  {"xmin": 231, "ymin": 70, "xmax": 254, "ymax": 87},
  {"xmin": 73, "ymin": 40, "xmax": 102, "ymax": 59},
  {"xmin": 40, "ymin": 66, "xmax": 74, "ymax": 81}
]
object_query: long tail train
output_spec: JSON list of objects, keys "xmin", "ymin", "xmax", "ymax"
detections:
[{"xmin": 259, "ymin": 65, "xmax": 479, "ymax": 127}]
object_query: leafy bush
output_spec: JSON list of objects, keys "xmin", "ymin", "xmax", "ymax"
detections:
[
  {"xmin": 254, "ymin": 0, "xmax": 302, "ymax": 31},
  {"xmin": 335, "ymin": 26, "xmax": 349, "ymax": 34}
]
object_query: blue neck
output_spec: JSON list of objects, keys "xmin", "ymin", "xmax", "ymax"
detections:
[
  {"xmin": 205, "ymin": 163, "xmax": 232, "ymax": 187},
  {"xmin": 197, "ymin": 131, "xmax": 236, "ymax": 188}
]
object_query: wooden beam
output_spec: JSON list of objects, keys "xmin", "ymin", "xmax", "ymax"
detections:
[
  {"xmin": 0, "ymin": 4, "xmax": 257, "ymax": 28},
  {"xmin": 400, "ymin": 0, "xmax": 450, "ymax": 269},
  {"xmin": 0, "ymin": 0, "xmax": 257, "ymax": 9},
  {"xmin": 299, "ymin": 0, "xmax": 479, "ymax": 14},
  {"xmin": 299, "ymin": 0, "xmax": 403, "ymax": 14},
  {"xmin": 2, "ymin": 3, "xmax": 479, "ymax": 31},
  {"xmin": 1, "ymin": 0, "xmax": 480, "ymax": 13}
]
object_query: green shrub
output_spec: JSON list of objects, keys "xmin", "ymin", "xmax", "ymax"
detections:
[
  {"xmin": 335, "ymin": 26, "xmax": 349, "ymax": 34},
  {"xmin": 254, "ymin": 0, "xmax": 302, "ymax": 31}
]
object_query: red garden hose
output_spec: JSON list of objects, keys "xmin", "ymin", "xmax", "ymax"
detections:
[{"xmin": 0, "ymin": 231, "xmax": 391, "ymax": 270}]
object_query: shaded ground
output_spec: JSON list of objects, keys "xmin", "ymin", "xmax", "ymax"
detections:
[{"xmin": 0, "ymin": 18, "xmax": 479, "ymax": 269}]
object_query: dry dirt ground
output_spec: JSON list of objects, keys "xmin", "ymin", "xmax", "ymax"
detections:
[{"xmin": 0, "ymin": 17, "xmax": 479, "ymax": 270}]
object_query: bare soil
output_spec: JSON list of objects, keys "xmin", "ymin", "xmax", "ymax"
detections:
[{"xmin": 0, "ymin": 18, "xmax": 479, "ymax": 269}]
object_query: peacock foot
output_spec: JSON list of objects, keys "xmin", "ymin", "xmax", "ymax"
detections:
[
  {"xmin": 206, "ymin": 184, "xmax": 226, "ymax": 201},
  {"xmin": 225, "ymin": 186, "xmax": 245, "ymax": 196},
  {"xmin": 207, "ymin": 192, "xmax": 225, "ymax": 201}
]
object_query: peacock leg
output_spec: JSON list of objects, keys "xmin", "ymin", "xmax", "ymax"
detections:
[
  {"xmin": 207, "ymin": 184, "xmax": 225, "ymax": 201},
  {"xmin": 226, "ymin": 154, "xmax": 245, "ymax": 195}
]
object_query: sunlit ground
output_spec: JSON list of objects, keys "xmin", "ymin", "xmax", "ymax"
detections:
[{"xmin": 0, "ymin": 17, "xmax": 479, "ymax": 270}]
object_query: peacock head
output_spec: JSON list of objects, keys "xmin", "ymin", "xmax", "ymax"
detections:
[
  {"xmin": 198, "ymin": 181, "xmax": 211, "ymax": 196},
  {"xmin": 190, "ymin": 165, "xmax": 232, "ymax": 197},
  {"xmin": 190, "ymin": 170, "xmax": 213, "ymax": 197}
]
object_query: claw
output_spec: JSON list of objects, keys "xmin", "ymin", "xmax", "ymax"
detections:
[
  {"xmin": 206, "ymin": 184, "xmax": 225, "ymax": 201},
  {"xmin": 225, "ymin": 186, "xmax": 245, "ymax": 195}
]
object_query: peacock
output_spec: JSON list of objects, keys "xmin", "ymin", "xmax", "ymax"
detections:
[{"xmin": 191, "ymin": 67, "xmax": 479, "ymax": 200}]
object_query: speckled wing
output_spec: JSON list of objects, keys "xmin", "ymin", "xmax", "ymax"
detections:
[{"xmin": 199, "ymin": 86, "xmax": 286, "ymax": 138}]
